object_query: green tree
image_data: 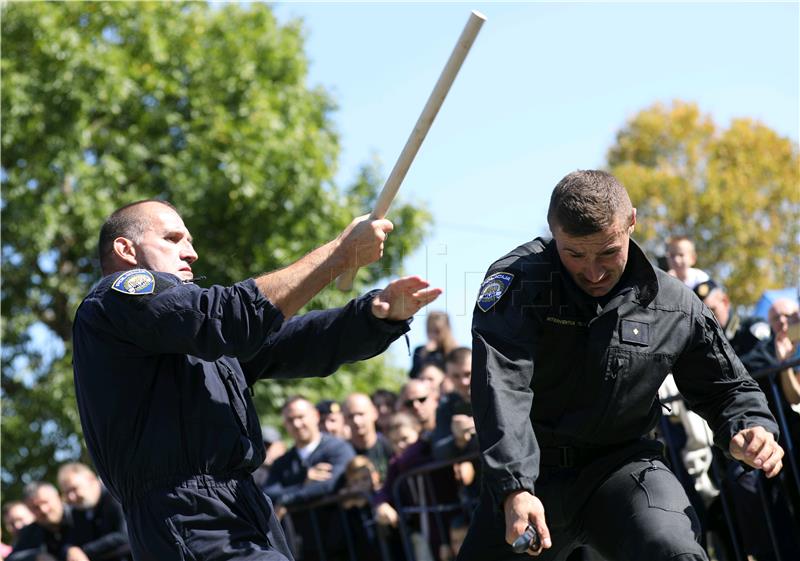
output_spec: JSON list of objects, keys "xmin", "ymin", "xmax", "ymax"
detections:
[
  {"xmin": 607, "ymin": 100, "xmax": 799, "ymax": 306},
  {"xmin": 1, "ymin": 2, "xmax": 430, "ymax": 500}
]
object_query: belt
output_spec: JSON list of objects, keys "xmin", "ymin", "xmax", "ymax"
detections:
[{"xmin": 539, "ymin": 440, "xmax": 641, "ymax": 469}]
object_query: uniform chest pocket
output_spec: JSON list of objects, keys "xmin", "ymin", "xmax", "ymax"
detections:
[{"xmin": 593, "ymin": 347, "xmax": 673, "ymax": 438}]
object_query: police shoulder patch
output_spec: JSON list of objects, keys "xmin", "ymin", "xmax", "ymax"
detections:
[
  {"xmin": 111, "ymin": 269, "xmax": 155, "ymax": 295},
  {"xmin": 477, "ymin": 272, "xmax": 514, "ymax": 312}
]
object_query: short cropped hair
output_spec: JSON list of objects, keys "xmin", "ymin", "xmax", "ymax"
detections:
[
  {"xmin": 445, "ymin": 347, "xmax": 472, "ymax": 366},
  {"xmin": 57, "ymin": 462, "xmax": 96, "ymax": 482},
  {"xmin": 22, "ymin": 481, "xmax": 58, "ymax": 502},
  {"xmin": 98, "ymin": 199, "xmax": 176, "ymax": 274},
  {"xmin": 281, "ymin": 395, "xmax": 312, "ymax": 412},
  {"xmin": 547, "ymin": 170, "xmax": 633, "ymax": 236}
]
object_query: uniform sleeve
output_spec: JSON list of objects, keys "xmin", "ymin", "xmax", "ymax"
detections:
[
  {"xmin": 240, "ymin": 290, "xmax": 410, "ymax": 384},
  {"xmin": 672, "ymin": 302, "xmax": 779, "ymax": 454},
  {"xmin": 472, "ymin": 283, "xmax": 539, "ymax": 508},
  {"xmin": 92, "ymin": 272, "xmax": 283, "ymax": 362}
]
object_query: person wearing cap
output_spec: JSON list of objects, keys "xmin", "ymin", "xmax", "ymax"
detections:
[
  {"xmin": 694, "ymin": 279, "xmax": 771, "ymax": 356},
  {"xmin": 458, "ymin": 170, "xmax": 782, "ymax": 561},
  {"xmin": 317, "ymin": 400, "xmax": 350, "ymax": 440}
]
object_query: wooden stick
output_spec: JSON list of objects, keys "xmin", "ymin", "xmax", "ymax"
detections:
[{"xmin": 337, "ymin": 10, "xmax": 486, "ymax": 290}]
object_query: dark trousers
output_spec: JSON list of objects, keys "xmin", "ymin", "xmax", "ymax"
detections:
[
  {"xmin": 458, "ymin": 451, "xmax": 708, "ymax": 561},
  {"xmin": 126, "ymin": 474, "xmax": 294, "ymax": 561}
]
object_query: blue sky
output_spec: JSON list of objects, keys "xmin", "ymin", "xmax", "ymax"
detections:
[{"xmin": 271, "ymin": 2, "xmax": 799, "ymax": 367}]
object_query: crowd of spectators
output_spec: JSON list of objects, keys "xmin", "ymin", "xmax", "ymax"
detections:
[
  {"xmin": 3, "ymin": 238, "xmax": 799, "ymax": 561},
  {"xmin": 2, "ymin": 463, "xmax": 130, "ymax": 561}
]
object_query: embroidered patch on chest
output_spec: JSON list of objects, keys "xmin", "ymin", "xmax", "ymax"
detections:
[
  {"xmin": 477, "ymin": 272, "xmax": 514, "ymax": 312},
  {"xmin": 620, "ymin": 319, "xmax": 649, "ymax": 346},
  {"xmin": 111, "ymin": 269, "xmax": 155, "ymax": 295}
]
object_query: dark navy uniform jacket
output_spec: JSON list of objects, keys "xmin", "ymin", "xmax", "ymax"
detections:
[
  {"xmin": 472, "ymin": 237, "xmax": 778, "ymax": 507},
  {"xmin": 72, "ymin": 270, "xmax": 410, "ymax": 506}
]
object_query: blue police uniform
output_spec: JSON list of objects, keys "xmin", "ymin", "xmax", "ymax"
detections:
[
  {"xmin": 72, "ymin": 269, "xmax": 410, "ymax": 561},
  {"xmin": 457, "ymin": 238, "xmax": 779, "ymax": 561}
]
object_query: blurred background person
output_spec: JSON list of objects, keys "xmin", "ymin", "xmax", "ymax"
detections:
[
  {"xmin": 398, "ymin": 379, "xmax": 439, "ymax": 436},
  {"xmin": 343, "ymin": 393, "xmax": 393, "ymax": 482},
  {"xmin": 742, "ymin": 297, "xmax": 800, "ymax": 461},
  {"xmin": 418, "ymin": 363, "xmax": 454, "ymax": 399},
  {"xmin": 2, "ymin": 501, "xmax": 35, "ymax": 549},
  {"xmin": 264, "ymin": 396, "xmax": 355, "ymax": 561},
  {"xmin": 317, "ymin": 399, "xmax": 351, "ymax": 440},
  {"xmin": 338, "ymin": 457, "xmax": 385, "ymax": 561},
  {"xmin": 432, "ymin": 348, "xmax": 475, "ymax": 460},
  {"xmin": 694, "ymin": 279, "xmax": 771, "ymax": 356},
  {"xmin": 665, "ymin": 235, "xmax": 709, "ymax": 288},
  {"xmin": 376, "ymin": 410, "xmax": 460, "ymax": 561},
  {"xmin": 371, "ymin": 389, "xmax": 398, "ymax": 436},
  {"xmin": 56, "ymin": 462, "xmax": 130, "ymax": 561},
  {"xmin": 9, "ymin": 482, "xmax": 71, "ymax": 561},
  {"xmin": 409, "ymin": 311, "xmax": 458, "ymax": 378}
]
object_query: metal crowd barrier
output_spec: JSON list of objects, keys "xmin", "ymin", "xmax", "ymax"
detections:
[
  {"xmin": 282, "ymin": 490, "xmax": 394, "ymax": 561},
  {"xmin": 279, "ymin": 357, "xmax": 799, "ymax": 561},
  {"xmin": 278, "ymin": 455, "xmax": 478, "ymax": 561},
  {"xmin": 659, "ymin": 355, "xmax": 800, "ymax": 561},
  {"xmin": 390, "ymin": 453, "xmax": 480, "ymax": 561}
]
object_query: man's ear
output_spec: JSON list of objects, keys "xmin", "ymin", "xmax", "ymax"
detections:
[
  {"xmin": 113, "ymin": 237, "xmax": 138, "ymax": 267},
  {"xmin": 629, "ymin": 208, "xmax": 637, "ymax": 234}
]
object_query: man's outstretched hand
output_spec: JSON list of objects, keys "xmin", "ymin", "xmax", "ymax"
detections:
[{"xmin": 371, "ymin": 276, "xmax": 442, "ymax": 321}]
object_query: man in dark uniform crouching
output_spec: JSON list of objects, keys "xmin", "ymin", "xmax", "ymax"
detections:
[
  {"xmin": 72, "ymin": 200, "xmax": 441, "ymax": 561},
  {"xmin": 458, "ymin": 170, "xmax": 783, "ymax": 561}
]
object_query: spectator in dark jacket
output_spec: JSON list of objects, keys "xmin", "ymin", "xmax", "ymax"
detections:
[
  {"xmin": 56, "ymin": 462, "xmax": 130, "ymax": 561},
  {"xmin": 432, "ymin": 348, "xmax": 477, "ymax": 461},
  {"xmin": 343, "ymin": 393, "xmax": 393, "ymax": 482},
  {"xmin": 409, "ymin": 311, "xmax": 458, "ymax": 377},
  {"xmin": 263, "ymin": 396, "xmax": 355, "ymax": 561},
  {"xmin": 9, "ymin": 482, "xmax": 73, "ymax": 561},
  {"xmin": 264, "ymin": 396, "xmax": 355, "ymax": 507},
  {"xmin": 375, "ymin": 412, "xmax": 460, "ymax": 561},
  {"xmin": 2, "ymin": 501, "xmax": 35, "ymax": 548}
]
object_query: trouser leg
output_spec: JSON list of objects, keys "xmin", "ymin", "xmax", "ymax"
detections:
[{"xmin": 581, "ymin": 458, "xmax": 708, "ymax": 561}]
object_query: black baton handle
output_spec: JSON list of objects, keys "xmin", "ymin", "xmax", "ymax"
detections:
[{"xmin": 512, "ymin": 524, "xmax": 541, "ymax": 554}]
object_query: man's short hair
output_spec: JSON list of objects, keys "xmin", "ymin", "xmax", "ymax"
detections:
[
  {"xmin": 371, "ymin": 389, "xmax": 397, "ymax": 410},
  {"xmin": 22, "ymin": 481, "xmax": 58, "ymax": 502},
  {"xmin": 445, "ymin": 347, "xmax": 472, "ymax": 366},
  {"xmin": 281, "ymin": 395, "xmax": 311, "ymax": 413},
  {"xmin": 57, "ymin": 461, "xmax": 96, "ymax": 482},
  {"xmin": 547, "ymin": 170, "xmax": 633, "ymax": 236},
  {"xmin": 98, "ymin": 199, "xmax": 176, "ymax": 274}
]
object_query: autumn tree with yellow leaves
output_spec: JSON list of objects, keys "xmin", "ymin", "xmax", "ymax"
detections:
[{"xmin": 608, "ymin": 100, "xmax": 799, "ymax": 307}]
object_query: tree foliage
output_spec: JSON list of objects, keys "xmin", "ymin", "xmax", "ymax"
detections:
[
  {"xmin": 1, "ymin": 2, "xmax": 430, "ymax": 500},
  {"xmin": 607, "ymin": 100, "xmax": 799, "ymax": 306}
]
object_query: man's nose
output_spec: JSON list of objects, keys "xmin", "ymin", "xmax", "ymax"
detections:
[
  {"xmin": 585, "ymin": 262, "xmax": 605, "ymax": 283},
  {"xmin": 182, "ymin": 243, "xmax": 198, "ymax": 264}
]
